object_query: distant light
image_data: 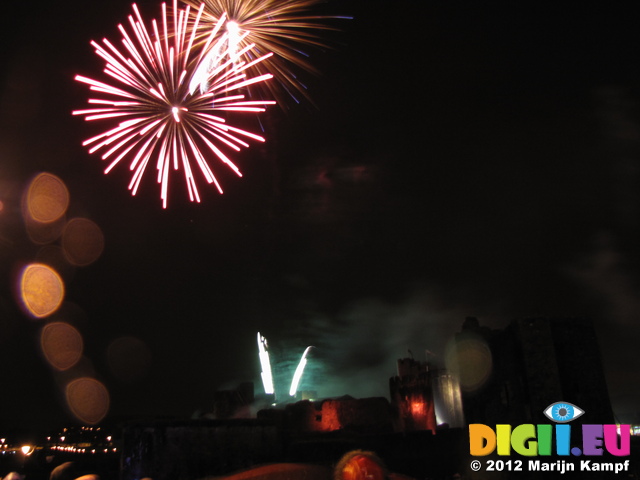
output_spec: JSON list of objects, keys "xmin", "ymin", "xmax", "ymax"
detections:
[{"xmin": 21, "ymin": 445, "xmax": 34, "ymax": 455}]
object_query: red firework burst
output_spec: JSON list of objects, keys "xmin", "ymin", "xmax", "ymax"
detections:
[{"xmin": 73, "ymin": 0, "xmax": 275, "ymax": 208}]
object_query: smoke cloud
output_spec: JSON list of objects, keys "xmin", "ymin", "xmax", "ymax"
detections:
[{"xmin": 279, "ymin": 286, "xmax": 481, "ymax": 400}]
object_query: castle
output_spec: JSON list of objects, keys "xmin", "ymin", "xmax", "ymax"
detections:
[{"xmin": 120, "ymin": 317, "xmax": 616, "ymax": 480}]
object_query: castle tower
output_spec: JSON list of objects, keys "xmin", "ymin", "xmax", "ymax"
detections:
[{"xmin": 389, "ymin": 358, "xmax": 437, "ymax": 433}]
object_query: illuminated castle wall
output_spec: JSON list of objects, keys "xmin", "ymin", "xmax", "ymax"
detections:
[
  {"xmin": 432, "ymin": 370, "xmax": 465, "ymax": 428},
  {"xmin": 278, "ymin": 396, "xmax": 394, "ymax": 434},
  {"xmin": 389, "ymin": 358, "xmax": 437, "ymax": 434}
]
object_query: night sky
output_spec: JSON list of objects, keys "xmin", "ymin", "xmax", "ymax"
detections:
[{"xmin": 1, "ymin": 1, "xmax": 640, "ymax": 433}]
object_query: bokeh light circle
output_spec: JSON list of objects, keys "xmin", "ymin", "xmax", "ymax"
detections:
[
  {"xmin": 24, "ymin": 215, "xmax": 66, "ymax": 245},
  {"xmin": 61, "ymin": 218, "xmax": 105, "ymax": 266},
  {"xmin": 19, "ymin": 263, "xmax": 65, "ymax": 318},
  {"xmin": 65, "ymin": 377, "xmax": 110, "ymax": 425},
  {"xmin": 450, "ymin": 338, "xmax": 493, "ymax": 392},
  {"xmin": 335, "ymin": 451, "xmax": 387, "ymax": 480},
  {"xmin": 40, "ymin": 322, "xmax": 83, "ymax": 371},
  {"xmin": 25, "ymin": 173, "xmax": 69, "ymax": 223}
]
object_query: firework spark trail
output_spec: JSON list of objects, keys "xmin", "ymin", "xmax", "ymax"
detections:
[
  {"xmin": 73, "ymin": 0, "xmax": 275, "ymax": 208},
  {"xmin": 257, "ymin": 332, "xmax": 275, "ymax": 395},
  {"xmin": 289, "ymin": 345, "xmax": 313, "ymax": 396},
  {"xmin": 184, "ymin": 0, "xmax": 345, "ymax": 105}
]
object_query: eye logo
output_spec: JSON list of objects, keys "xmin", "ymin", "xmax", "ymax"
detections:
[{"xmin": 543, "ymin": 402, "xmax": 584, "ymax": 423}]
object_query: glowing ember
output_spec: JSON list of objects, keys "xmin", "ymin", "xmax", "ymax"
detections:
[{"xmin": 73, "ymin": 1, "xmax": 275, "ymax": 208}]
